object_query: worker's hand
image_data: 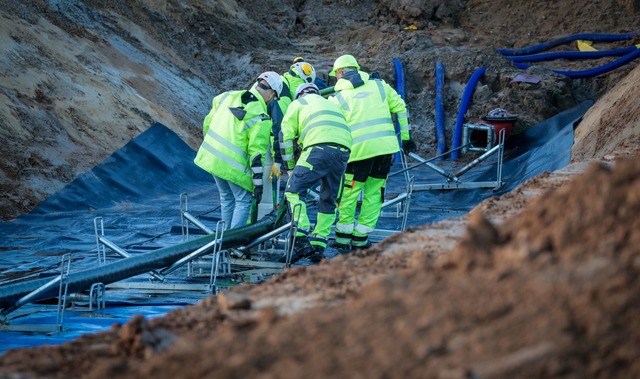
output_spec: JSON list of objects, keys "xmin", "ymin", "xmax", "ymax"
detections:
[
  {"xmin": 253, "ymin": 185, "xmax": 263, "ymax": 205},
  {"xmin": 270, "ymin": 163, "xmax": 281, "ymax": 181},
  {"xmin": 402, "ymin": 139, "xmax": 417, "ymax": 155}
]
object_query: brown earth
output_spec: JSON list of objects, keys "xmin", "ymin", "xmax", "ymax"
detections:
[{"xmin": 1, "ymin": 0, "xmax": 640, "ymax": 378}]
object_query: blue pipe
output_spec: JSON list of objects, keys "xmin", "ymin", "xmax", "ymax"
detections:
[
  {"xmin": 514, "ymin": 47, "xmax": 640, "ymax": 78},
  {"xmin": 435, "ymin": 62, "xmax": 446, "ymax": 157},
  {"xmin": 393, "ymin": 58, "xmax": 406, "ymax": 163},
  {"xmin": 508, "ymin": 46, "xmax": 636, "ymax": 63},
  {"xmin": 451, "ymin": 67, "xmax": 486, "ymax": 160},
  {"xmin": 393, "ymin": 58, "xmax": 406, "ymax": 99},
  {"xmin": 498, "ymin": 32, "xmax": 640, "ymax": 56}
]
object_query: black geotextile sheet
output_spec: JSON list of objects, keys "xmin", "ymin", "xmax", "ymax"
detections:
[
  {"xmin": 0, "ymin": 100, "xmax": 593, "ymax": 283},
  {"xmin": 0, "ymin": 101, "xmax": 593, "ymax": 355}
]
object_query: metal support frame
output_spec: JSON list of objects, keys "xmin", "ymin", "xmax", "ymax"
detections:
[
  {"xmin": 209, "ymin": 221, "xmax": 226, "ymax": 292},
  {"xmin": 371, "ymin": 151, "xmax": 416, "ymax": 231},
  {"xmin": 283, "ymin": 203, "xmax": 301, "ymax": 267},
  {"xmin": 54, "ymin": 253, "xmax": 71, "ymax": 332},
  {"xmin": 410, "ymin": 129, "xmax": 506, "ymax": 192},
  {"xmin": 94, "ymin": 217, "xmax": 165, "ymax": 282},
  {"xmin": 94, "ymin": 217, "xmax": 107, "ymax": 265},
  {"xmin": 462, "ymin": 123, "xmax": 495, "ymax": 153},
  {"xmin": 180, "ymin": 192, "xmax": 214, "ymax": 238},
  {"xmin": 177, "ymin": 193, "xmax": 292, "ymax": 278}
]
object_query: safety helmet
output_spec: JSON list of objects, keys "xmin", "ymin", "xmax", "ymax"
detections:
[
  {"xmin": 290, "ymin": 62, "xmax": 316, "ymax": 84},
  {"xmin": 256, "ymin": 71, "xmax": 284, "ymax": 98},
  {"xmin": 295, "ymin": 83, "xmax": 320, "ymax": 99},
  {"xmin": 292, "ymin": 56, "xmax": 305, "ymax": 64},
  {"xmin": 329, "ymin": 54, "xmax": 360, "ymax": 76}
]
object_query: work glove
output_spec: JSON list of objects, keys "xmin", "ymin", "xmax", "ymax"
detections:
[
  {"xmin": 270, "ymin": 163, "xmax": 282, "ymax": 181},
  {"xmin": 253, "ymin": 185, "xmax": 263, "ymax": 205},
  {"xmin": 402, "ymin": 139, "xmax": 417, "ymax": 155}
]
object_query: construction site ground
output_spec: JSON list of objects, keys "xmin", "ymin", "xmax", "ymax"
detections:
[{"xmin": 1, "ymin": 0, "xmax": 640, "ymax": 378}]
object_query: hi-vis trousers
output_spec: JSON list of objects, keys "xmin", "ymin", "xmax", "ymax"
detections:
[
  {"xmin": 285, "ymin": 143, "xmax": 350, "ymax": 251},
  {"xmin": 335, "ymin": 153, "xmax": 393, "ymax": 247}
]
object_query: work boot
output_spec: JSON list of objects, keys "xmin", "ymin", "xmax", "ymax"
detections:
[
  {"xmin": 331, "ymin": 241, "xmax": 352, "ymax": 254},
  {"xmin": 279, "ymin": 237, "xmax": 315, "ymax": 264},
  {"xmin": 352, "ymin": 241, "xmax": 373, "ymax": 251},
  {"xmin": 307, "ymin": 244, "xmax": 325, "ymax": 263},
  {"xmin": 307, "ymin": 252, "xmax": 325, "ymax": 263}
]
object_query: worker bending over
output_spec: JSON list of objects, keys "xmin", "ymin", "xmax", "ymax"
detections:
[
  {"xmin": 194, "ymin": 72, "xmax": 283, "ymax": 229},
  {"xmin": 280, "ymin": 83, "xmax": 352, "ymax": 263}
]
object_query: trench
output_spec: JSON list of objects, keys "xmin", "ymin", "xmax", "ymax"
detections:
[{"xmin": 0, "ymin": 100, "xmax": 592, "ymax": 354}]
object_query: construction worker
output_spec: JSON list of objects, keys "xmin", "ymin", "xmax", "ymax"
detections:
[
  {"xmin": 273, "ymin": 59, "xmax": 319, "ymax": 185},
  {"xmin": 282, "ymin": 57, "xmax": 320, "ymax": 100},
  {"xmin": 328, "ymin": 54, "xmax": 416, "ymax": 250},
  {"xmin": 265, "ymin": 74, "xmax": 292, "ymax": 203},
  {"xmin": 193, "ymin": 71, "xmax": 283, "ymax": 229},
  {"xmin": 279, "ymin": 83, "xmax": 352, "ymax": 263}
]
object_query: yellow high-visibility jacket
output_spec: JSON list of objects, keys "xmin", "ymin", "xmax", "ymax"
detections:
[
  {"xmin": 282, "ymin": 71, "xmax": 305, "ymax": 100},
  {"xmin": 330, "ymin": 71, "xmax": 410, "ymax": 162},
  {"xmin": 194, "ymin": 87, "xmax": 272, "ymax": 192},
  {"xmin": 280, "ymin": 93, "xmax": 352, "ymax": 170}
]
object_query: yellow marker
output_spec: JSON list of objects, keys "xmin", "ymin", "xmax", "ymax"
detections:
[
  {"xmin": 403, "ymin": 24, "xmax": 418, "ymax": 31},
  {"xmin": 577, "ymin": 40, "xmax": 598, "ymax": 52}
]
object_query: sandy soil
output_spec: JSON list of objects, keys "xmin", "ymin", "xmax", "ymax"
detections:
[{"xmin": 1, "ymin": 0, "xmax": 640, "ymax": 378}]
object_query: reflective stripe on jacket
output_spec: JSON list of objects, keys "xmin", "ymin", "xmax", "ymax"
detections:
[
  {"xmin": 194, "ymin": 88, "xmax": 272, "ymax": 192},
  {"xmin": 280, "ymin": 93, "xmax": 352, "ymax": 170},
  {"xmin": 330, "ymin": 71, "xmax": 410, "ymax": 162}
]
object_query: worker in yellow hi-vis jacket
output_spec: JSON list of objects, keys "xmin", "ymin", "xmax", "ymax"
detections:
[
  {"xmin": 194, "ymin": 72, "xmax": 283, "ymax": 229},
  {"xmin": 279, "ymin": 83, "xmax": 352, "ymax": 263},
  {"xmin": 328, "ymin": 54, "xmax": 416, "ymax": 250}
]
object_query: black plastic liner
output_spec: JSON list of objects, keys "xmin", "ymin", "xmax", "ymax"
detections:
[{"xmin": 0, "ymin": 100, "xmax": 593, "ymax": 308}]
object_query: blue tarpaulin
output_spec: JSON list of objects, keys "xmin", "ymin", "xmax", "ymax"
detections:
[{"xmin": 0, "ymin": 100, "xmax": 593, "ymax": 354}]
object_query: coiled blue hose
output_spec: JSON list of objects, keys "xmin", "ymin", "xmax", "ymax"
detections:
[
  {"xmin": 514, "ymin": 47, "xmax": 640, "ymax": 78},
  {"xmin": 451, "ymin": 67, "xmax": 486, "ymax": 160},
  {"xmin": 498, "ymin": 32, "xmax": 640, "ymax": 56},
  {"xmin": 507, "ymin": 46, "xmax": 636, "ymax": 63}
]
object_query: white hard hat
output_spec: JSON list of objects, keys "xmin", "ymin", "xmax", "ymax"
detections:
[
  {"xmin": 290, "ymin": 62, "xmax": 316, "ymax": 84},
  {"xmin": 295, "ymin": 83, "xmax": 320, "ymax": 99},
  {"xmin": 257, "ymin": 71, "xmax": 284, "ymax": 98}
]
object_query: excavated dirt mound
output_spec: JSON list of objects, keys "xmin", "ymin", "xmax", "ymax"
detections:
[{"xmin": 1, "ymin": 0, "xmax": 640, "ymax": 378}]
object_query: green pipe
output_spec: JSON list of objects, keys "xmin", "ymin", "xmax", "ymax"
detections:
[{"xmin": 0, "ymin": 208, "xmax": 285, "ymax": 315}]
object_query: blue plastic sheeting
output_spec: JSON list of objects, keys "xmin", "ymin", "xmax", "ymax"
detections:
[
  {"xmin": 33, "ymin": 123, "xmax": 214, "ymax": 214},
  {"xmin": 0, "ymin": 123, "xmax": 217, "ymax": 283},
  {"xmin": 382, "ymin": 100, "xmax": 593, "ymax": 224},
  {"xmin": 0, "ymin": 101, "xmax": 592, "ymax": 354},
  {"xmin": 0, "ymin": 303, "xmax": 180, "ymax": 353}
]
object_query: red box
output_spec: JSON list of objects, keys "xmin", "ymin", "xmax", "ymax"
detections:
[{"xmin": 480, "ymin": 116, "xmax": 517, "ymax": 140}]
